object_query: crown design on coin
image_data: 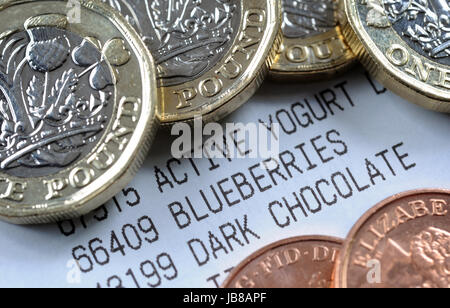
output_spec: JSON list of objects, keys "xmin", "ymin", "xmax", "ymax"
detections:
[
  {"xmin": 364, "ymin": 0, "xmax": 450, "ymax": 59},
  {"xmin": 102, "ymin": 0, "xmax": 236, "ymax": 80},
  {"xmin": 0, "ymin": 15, "xmax": 129, "ymax": 171}
]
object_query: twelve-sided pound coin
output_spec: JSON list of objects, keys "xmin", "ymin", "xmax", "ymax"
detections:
[
  {"xmin": 101, "ymin": 0, "xmax": 281, "ymax": 124},
  {"xmin": 0, "ymin": 0, "xmax": 158, "ymax": 224},
  {"xmin": 270, "ymin": 0, "xmax": 355, "ymax": 80},
  {"xmin": 335, "ymin": 189, "xmax": 450, "ymax": 288},
  {"xmin": 340, "ymin": 0, "xmax": 450, "ymax": 113},
  {"xmin": 222, "ymin": 236, "xmax": 343, "ymax": 288}
]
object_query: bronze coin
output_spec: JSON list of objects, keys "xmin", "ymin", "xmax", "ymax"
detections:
[
  {"xmin": 335, "ymin": 189, "xmax": 450, "ymax": 288},
  {"xmin": 222, "ymin": 236, "xmax": 343, "ymax": 288}
]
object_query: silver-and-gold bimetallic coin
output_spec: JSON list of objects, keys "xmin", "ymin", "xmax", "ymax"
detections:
[
  {"xmin": 0, "ymin": 0, "xmax": 158, "ymax": 224},
  {"xmin": 101, "ymin": 0, "xmax": 281, "ymax": 124},
  {"xmin": 270, "ymin": 0, "xmax": 355, "ymax": 80},
  {"xmin": 340, "ymin": 0, "xmax": 450, "ymax": 113}
]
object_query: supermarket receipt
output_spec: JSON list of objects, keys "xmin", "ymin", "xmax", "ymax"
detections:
[{"xmin": 0, "ymin": 68, "xmax": 449, "ymax": 288}]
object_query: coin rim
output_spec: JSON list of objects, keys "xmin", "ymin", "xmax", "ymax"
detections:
[
  {"xmin": 269, "ymin": 0, "xmax": 356, "ymax": 80},
  {"xmin": 342, "ymin": 0, "xmax": 450, "ymax": 112},
  {"xmin": 334, "ymin": 188, "xmax": 450, "ymax": 288},
  {"xmin": 0, "ymin": 0, "xmax": 159, "ymax": 224},
  {"xmin": 159, "ymin": 0, "xmax": 282, "ymax": 125},
  {"xmin": 221, "ymin": 235, "xmax": 343, "ymax": 288}
]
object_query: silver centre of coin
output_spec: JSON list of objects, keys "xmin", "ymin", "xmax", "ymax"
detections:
[
  {"xmin": 0, "ymin": 27, "xmax": 114, "ymax": 177},
  {"xmin": 363, "ymin": 0, "xmax": 450, "ymax": 64},
  {"xmin": 282, "ymin": 0, "xmax": 336, "ymax": 39},
  {"xmin": 102, "ymin": 0, "xmax": 241, "ymax": 87}
]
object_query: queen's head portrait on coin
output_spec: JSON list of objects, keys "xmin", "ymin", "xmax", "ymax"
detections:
[
  {"xmin": 0, "ymin": 0, "xmax": 158, "ymax": 224},
  {"xmin": 270, "ymin": 0, "xmax": 355, "ymax": 80},
  {"xmin": 101, "ymin": 0, "xmax": 281, "ymax": 124},
  {"xmin": 341, "ymin": 0, "xmax": 450, "ymax": 112},
  {"xmin": 335, "ymin": 189, "xmax": 450, "ymax": 288}
]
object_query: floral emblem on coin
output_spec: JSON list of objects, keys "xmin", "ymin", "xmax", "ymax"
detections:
[
  {"xmin": 364, "ymin": 0, "xmax": 450, "ymax": 62},
  {"xmin": 282, "ymin": 0, "xmax": 336, "ymax": 38},
  {"xmin": 0, "ymin": 14, "xmax": 128, "ymax": 177},
  {"xmin": 101, "ymin": 0, "xmax": 239, "ymax": 86}
]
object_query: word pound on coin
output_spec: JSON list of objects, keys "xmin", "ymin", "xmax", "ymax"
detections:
[
  {"xmin": 335, "ymin": 189, "xmax": 450, "ymax": 288},
  {"xmin": 102, "ymin": 0, "xmax": 282, "ymax": 124},
  {"xmin": 270, "ymin": 0, "xmax": 355, "ymax": 80},
  {"xmin": 340, "ymin": 0, "xmax": 450, "ymax": 113},
  {"xmin": 222, "ymin": 236, "xmax": 343, "ymax": 288},
  {"xmin": 0, "ymin": 0, "xmax": 158, "ymax": 224}
]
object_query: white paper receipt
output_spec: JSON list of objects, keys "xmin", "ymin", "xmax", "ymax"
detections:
[{"xmin": 0, "ymin": 69, "xmax": 449, "ymax": 288}]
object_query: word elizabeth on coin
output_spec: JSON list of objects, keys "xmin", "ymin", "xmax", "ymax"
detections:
[
  {"xmin": 0, "ymin": 0, "xmax": 158, "ymax": 224},
  {"xmin": 271, "ymin": 0, "xmax": 355, "ymax": 80},
  {"xmin": 102, "ymin": 0, "xmax": 281, "ymax": 124},
  {"xmin": 222, "ymin": 236, "xmax": 343, "ymax": 288},
  {"xmin": 340, "ymin": 0, "xmax": 450, "ymax": 112},
  {"xmin": 335, "ymin": 189, "xmax": 450, "ymax": 288}
]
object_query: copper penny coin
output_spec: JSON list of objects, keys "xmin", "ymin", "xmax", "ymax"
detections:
[
  {"xmin": 335, "ymin": 189, "xmax": 450, "ymax": 288},
  {"xmin": 222, "ymin": 236, "xmax": 343, "ymax": 288}
]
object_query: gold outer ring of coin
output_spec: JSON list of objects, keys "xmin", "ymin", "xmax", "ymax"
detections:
[
  {"xmin": 159, "ymin": 0, "xmax": 282, "ymax": 125},
  {"xmin": 270, "ymin": 0, "xmax": 356, "ymax": 81},
  {"xmin": 340, "ymin": 0, "xmax": 450, "ymax": 113},
  {"xmin": 334, "ymin": 189, "xmax": 450, "ymax": 288},
  {"xmin": 222, "ymin": 235, "xmax": 343, "ymax": 288},
  {"xmin": 0, "ymin": 0, "xmax": 158, "ymax": 224}
]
